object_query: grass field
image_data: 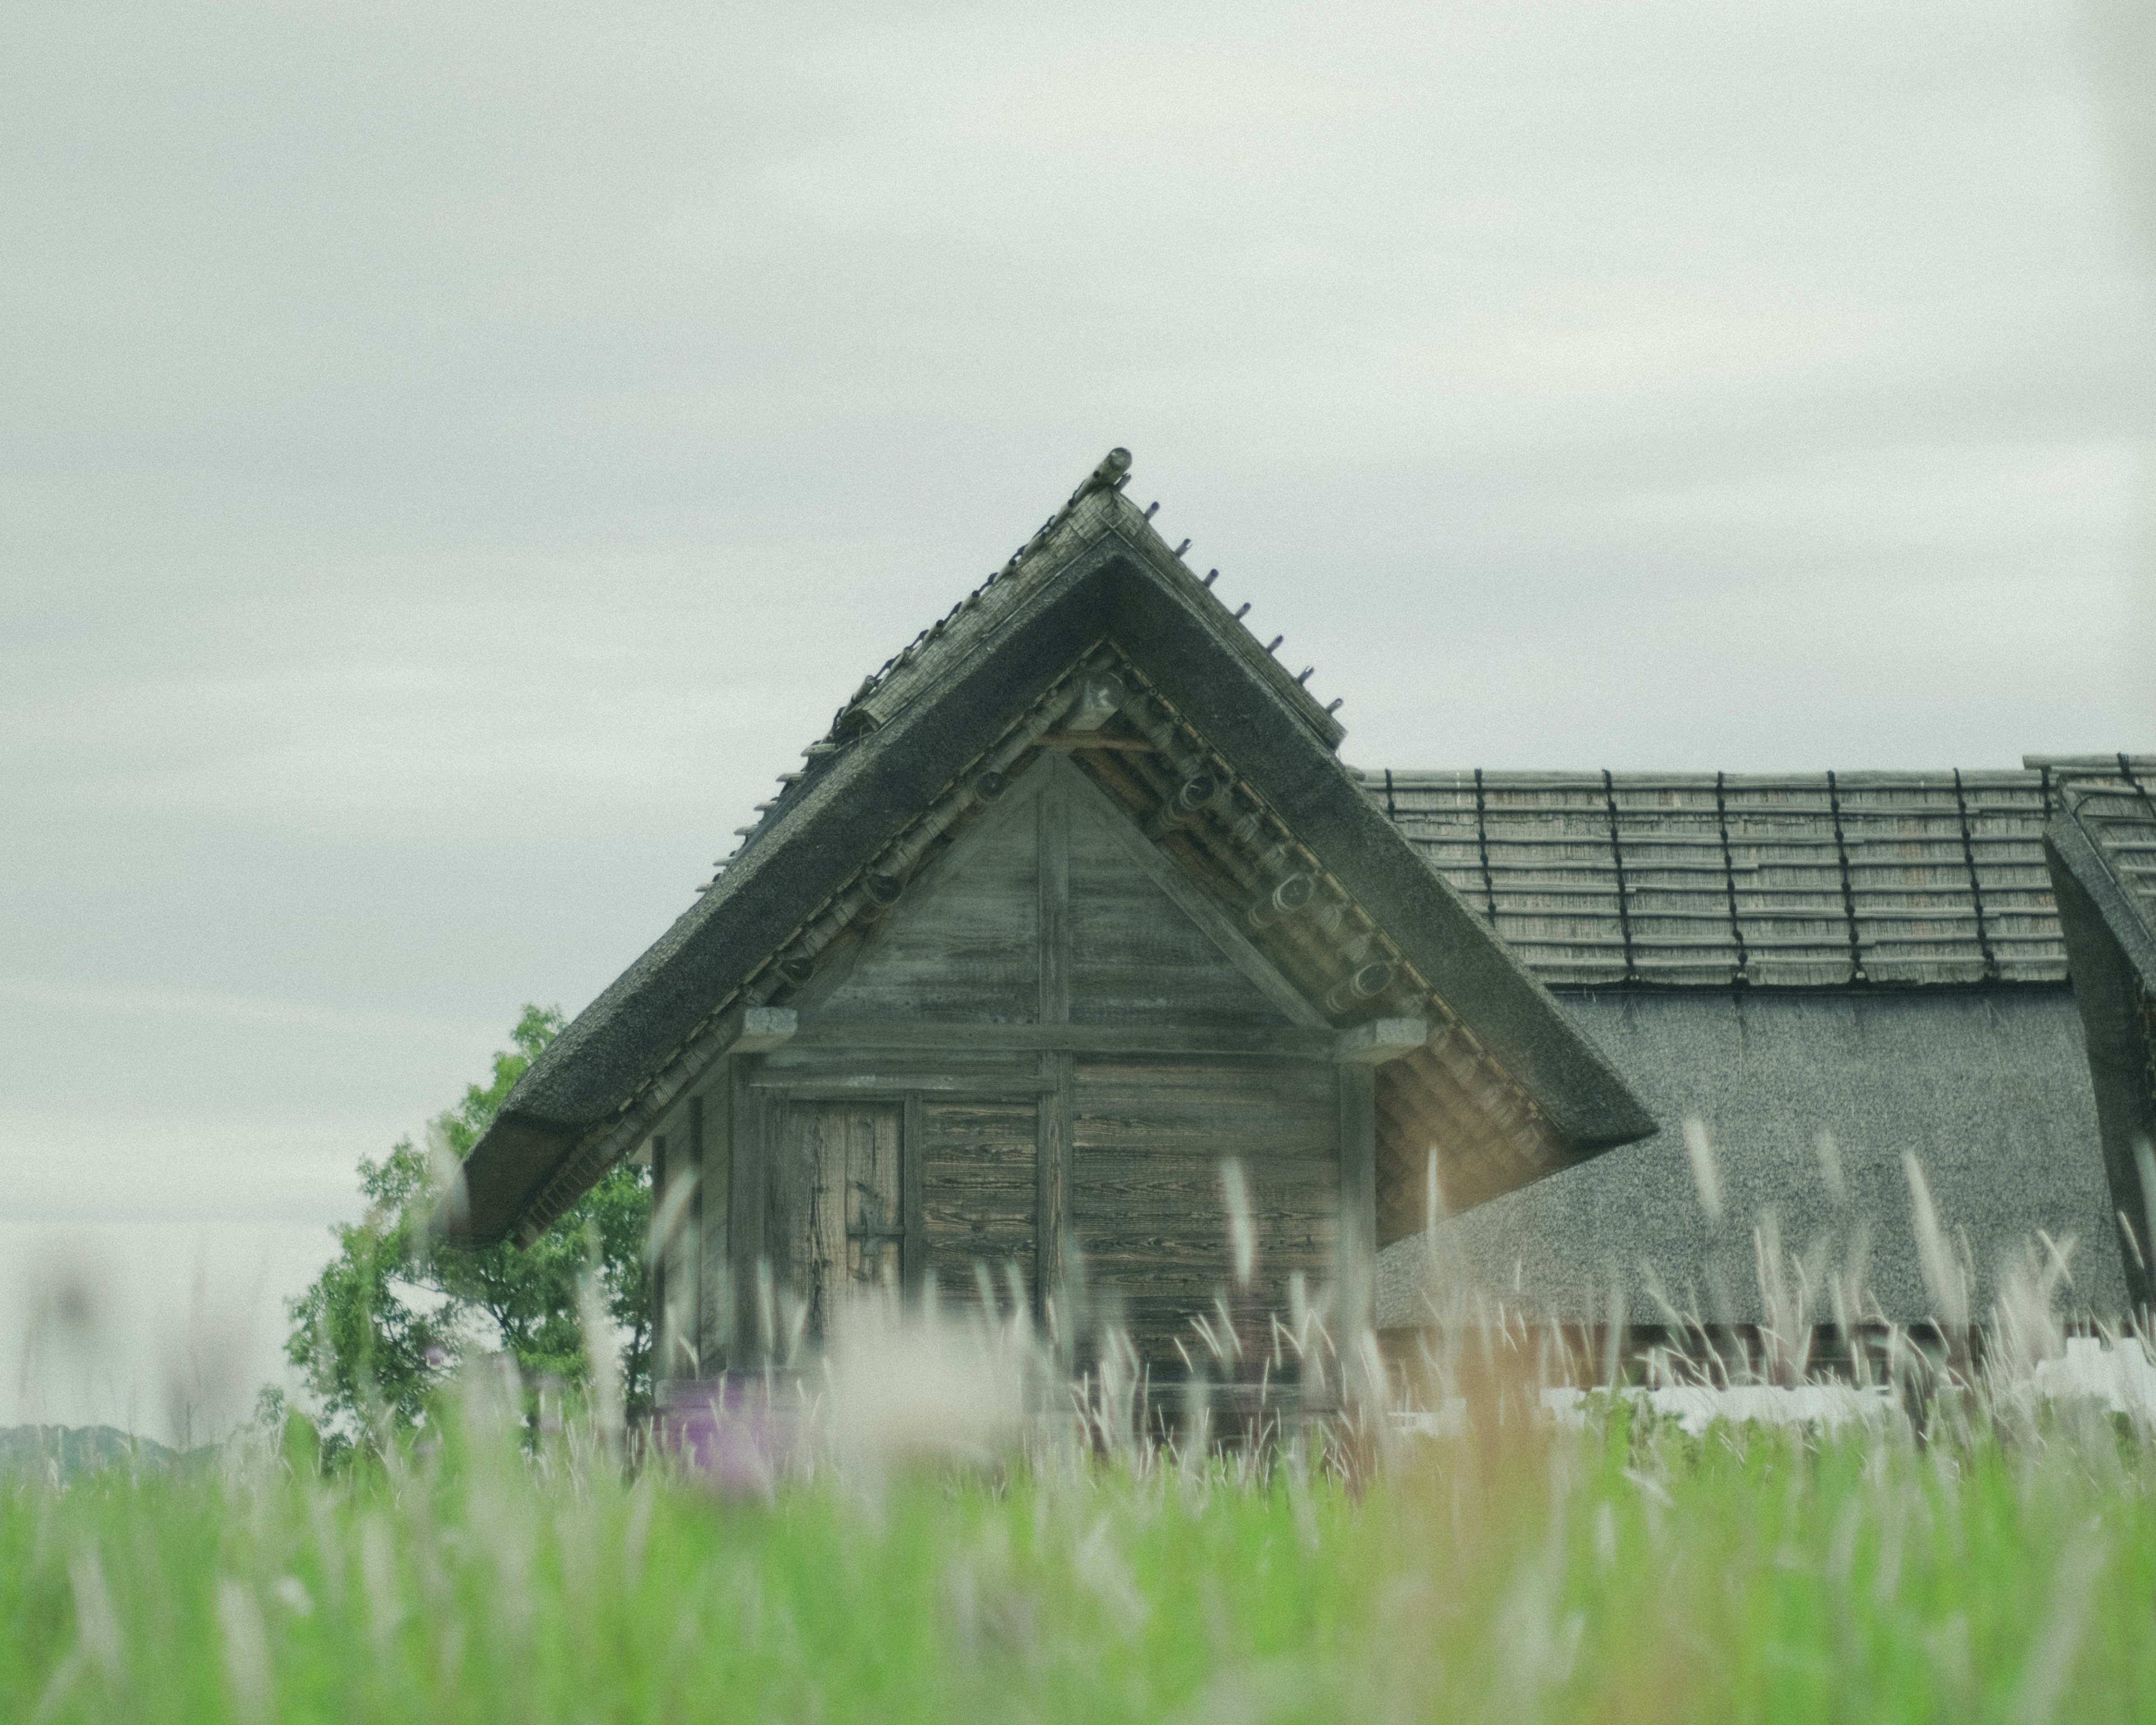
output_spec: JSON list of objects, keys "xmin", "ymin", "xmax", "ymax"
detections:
[{"xmin": 7, "ymin": 1351, "xmax": 2155, "ymax": 1725}]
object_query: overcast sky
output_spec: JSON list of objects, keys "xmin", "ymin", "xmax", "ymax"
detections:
[{"xmin": 4, "ymin": 1, "xmax": 2151, "ymax": 1440}]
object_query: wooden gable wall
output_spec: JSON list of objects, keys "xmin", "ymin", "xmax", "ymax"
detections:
[{"xmin": 652, "ymin": 753, "xmax": 1354, "ymax": 1372}]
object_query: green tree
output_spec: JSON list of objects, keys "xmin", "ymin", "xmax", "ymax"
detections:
[{"xmin": 285, "ymin": 1005, "xmax": 653, "ymax": 1450}]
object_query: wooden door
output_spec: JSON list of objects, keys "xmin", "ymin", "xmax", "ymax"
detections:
[{"xmin": 780, "ymin": 1101, "xmax": 904, "ymax": 1341}]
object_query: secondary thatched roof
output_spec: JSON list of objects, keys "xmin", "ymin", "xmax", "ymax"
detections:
[{"xmin": 1362, "ymin": 767, "xmax": 2072, "ymax": 987}]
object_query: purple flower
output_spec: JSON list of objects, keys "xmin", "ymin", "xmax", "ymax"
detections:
[{"xmin": 654, "ymin": 1378, "xmax": 803, "ymax": 1497}]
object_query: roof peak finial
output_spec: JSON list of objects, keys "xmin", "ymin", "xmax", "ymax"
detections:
[{"xmin": 1067, "ymin": 446, "xmax": 1131, "ymax": 509}]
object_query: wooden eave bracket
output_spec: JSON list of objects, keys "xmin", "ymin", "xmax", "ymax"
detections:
[
  {"xmin": 732, "ymin": 1005, "xmax": 800, "ymax": 1054},
  {"xmin": 1332, "ymin": 1016, "xmax": 1428, "ymax": 1065}
]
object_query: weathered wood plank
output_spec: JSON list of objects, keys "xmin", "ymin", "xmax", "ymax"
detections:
[
  {"xmin": 1036, "ymin": 777, "xmax": 1072, "ymax": 1313},
  {"xmin": 1071, "ymin": 1153, "xmax": 1337, "ymax": 1196},
  {"xmin": 902, "ymin": 1092, "xmax": 924, "ymax": 1299},
  {"xmin": 920, "ymin": 1097, "xmax": 1038, "ymax": 1144},
  {"xmin": 727, "ymin": 1060, "xmax": 765, "ymax": 1359},
  {"xmin": 1039, "ymin": 768, "xmax": 1070, "ymax": 1024},
  {"xmin": 922, "ymin": 1188, "xmax": 1036, "ymax": 1220},
  {"xmin": 697, "ymin": 1079, "xmax": 732, "ymax": 1363},
  {"xmin": 921, "ymin": 1093, "xmax": 1036, "ymax": 1313},
  {"xmin": 1074, "ymin": 1056, "xmax": 1340, "ymax": 1098},
  {"xmin": 1073, "ymin": 1115, "xmax": 1338, "ymax": 1158},
  {"xmin": 765, "ymin": 1038, "xmax": 1042, "ymax": 1071},
  {"xmin": 1337, "ymin": 1065, "xmax": 1377, "ymax": 1334},
  {"xmin": 921, "ymin": 1144, "xmax": 1039, "ymax": 1177},
  {"xmin": 1038, "ymin": 1054, "xmax": 1071, "ymax": 1315},
  {"xmin": 1063, "ymin": 1052, "xmax": 1340, "ymax": 1362},
  {"xmin": 919, "ymin": 1169, "xmax": 1036, "ymax": 1195},
  {"xmin": 751, "ymin": 1074, "xmax": 1053, "ymax": 1097},
  {"xmin": 686, "ymin": 1095, "xmax": 705, "ymax": 1372},
  {"xmin": 1070, "ymin": 1183, "xmax": 1336, "ymax": 1225},
  {"xmin": 651, "ymin": 1130, "xmax": 670, "ymax": 1376},
  {"xmin": 784, "ymin": 1020, "xmax": 1335, "ymax": 1057},
  {"xmin": 811, "ymin": 768, "xmax": 1043, "ymax": 1021},
  {"xmin": 1068, "ymin": 1235, "xmax": 1337, "ymax": 1274},
  {"xmin": 1054, "ymin": 756, "xmax": 1322, "ymax": 1029}
]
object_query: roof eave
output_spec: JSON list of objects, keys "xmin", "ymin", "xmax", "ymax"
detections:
[{"xmin": 2047, "ymin": 814, "xmax": 2156, "ymax": 989}]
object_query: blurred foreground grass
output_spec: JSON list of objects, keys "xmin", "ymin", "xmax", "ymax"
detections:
[{"xmin": 6, "ymin": 1392, "xmax": 2154, "ymax": 1724}]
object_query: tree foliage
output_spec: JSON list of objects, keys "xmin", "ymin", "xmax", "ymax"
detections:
[{"xmin": 286, "ymin": 1006, "xmax": 652, "ymax": 1449}]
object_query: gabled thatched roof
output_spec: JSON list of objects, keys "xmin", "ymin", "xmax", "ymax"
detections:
[{"xmin": 451, "ymin": 453, "xmax": 1653, "ymax": 1247}]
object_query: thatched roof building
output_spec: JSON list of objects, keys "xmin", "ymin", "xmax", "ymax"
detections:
[
  {"xmin": 445, "ymin": 452, "xmax": 2150, "ymax": 1377},
  {"xmin": 450, "ymin": 451, "xmax": 1650, "ymax": 1373}
]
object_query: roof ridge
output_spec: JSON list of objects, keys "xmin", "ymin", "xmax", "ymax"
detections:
[
  {"xmin": 2025, "ymin": 754, "xmax": 2156, "ymax": 772},
  {"xmin": 702, "ymin": 450, "xmax": 1350, "ymax": 891},
  {"xmin": 1358, "ymin": 766, "xmax": 2076, "ymax": 783}
]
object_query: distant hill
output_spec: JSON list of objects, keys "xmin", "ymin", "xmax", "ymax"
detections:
[{"xmin": 0, "ymin": 1425, "xmax": 177, "ymax": 1478}]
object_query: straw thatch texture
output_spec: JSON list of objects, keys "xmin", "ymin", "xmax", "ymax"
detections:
[{"xmin": 1374, "ymin": 988, "xmax": 2134, "ymax": 1329}]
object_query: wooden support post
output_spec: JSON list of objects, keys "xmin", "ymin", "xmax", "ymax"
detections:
[
  {"xmin": 650, "ymin": 1133, "xmax": 669, "ymax": 1380},
  {"xmin": 1337, "ymin": 1067, "xmax": 1377, "ymax": 1336},
  {"xmin": 700, "ymin": 1079, "xmax": 733, "ymax": 1362},
  {"xmin": 1038, "ymin": 1053, "xmax": 1072, "ymax": 1322},
  {"xmin": 1039, "ymin": 766, "xmax": 1070, "ymax": 1020},
  {"xmin": 1036, "ymin": 769, "xmax": 1072, "ymax": 1314},
  {"xmin": 728, "ymin": 1059, "xmax": 766, "ymax": 1362},
  {"xmin": 686, "ymin": 1094, "xmax": 704, "ymax": 1375},
  {"xmin": 902, "ymin": 1091, "xmax": 925, "ymax": 1300}
]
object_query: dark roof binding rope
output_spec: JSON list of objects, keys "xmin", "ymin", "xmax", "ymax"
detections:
[
  {"xmin": 2039, "ymin": 763, "xmax": 2055, "ymax": 819},
  {"xmin": 1952, "ymin": 768, "xmax": 1998, "ymax": 980},
  {"xmin": 1825, "ymin": 769, "xmax": 1866, "ymax": 983},
  {"xmin": 1713, "ymin": 771, "xmax": 1750, "ymax": 985},
  {"xmin": 1601, "ymin": 769, "xmax": 1637, "ymax": 983},
  {"xmin": 1472, "ymin": 768, "xmax": 1498, "ymax": 922},
  {"xmin": 1382, "ymin": 767, "xmax": 1397, "ymax": 820}
]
